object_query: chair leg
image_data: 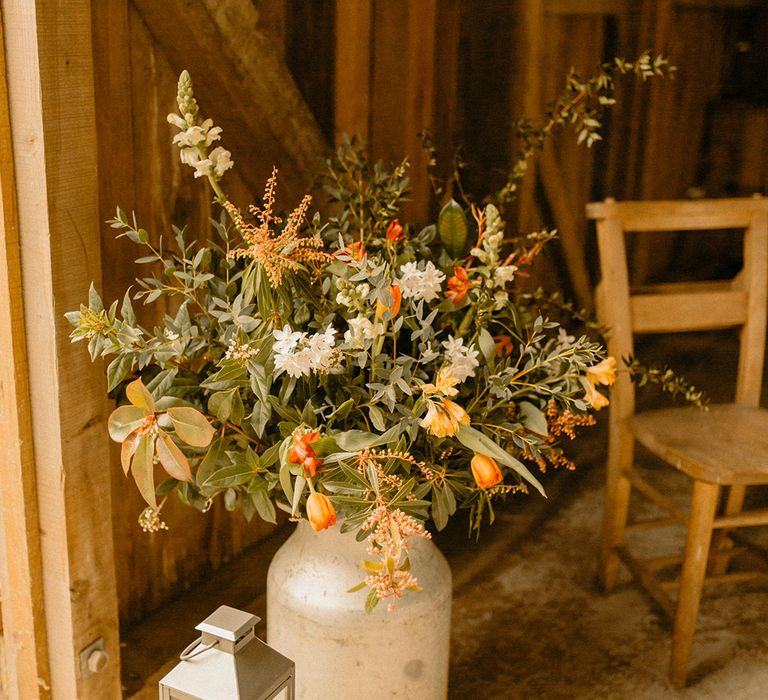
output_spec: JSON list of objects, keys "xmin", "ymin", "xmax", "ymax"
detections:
[
  {"xmin": 670, "ymin": 480, "xmax": 720, "ymax": 688},
  {"xmin": 709, "ymin": 484, "xmax": 746, "ymax": 576},
  {"xmin": 600, "ymin": 471, "xmax": 632, "ymax": 591}
]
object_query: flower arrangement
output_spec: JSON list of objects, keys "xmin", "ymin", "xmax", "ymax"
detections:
[{"xmin": 68, "ymin": 54, "xmax": 673, "ymax": 611}]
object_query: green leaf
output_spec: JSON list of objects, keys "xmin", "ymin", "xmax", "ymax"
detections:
[
  {"xmin": 365, "ymin": 588, "xmax": 380, "ymax": 614},
  {"xmin": 251, "ymin": 489, "xmax": 277, "ymax": 524},
  {"xmin": 478, "ymin": 328, "xmax": 496, "ymax": 365},
  {"xmin": 368, "ymin": 405, "xmax": 386, "ymax": 431},
  {"xmin": 106, "ymin": 354, "xmax": 133, "ymax": 392},
  {"xmin": 126, "ymin": 377, "xmax": 156, "ymax": 414},
  {"xmin": 334, "ymin": 424, "xmax": 402, "ymax": 452},
  {"xmin": 146, "ymin": 368, "xmax": 178, "ymax": 399},
  {"xmin": 456, "ymin": 425, "xmax": 545, "ymax": 497},
  {"xmin": 88, "ymin": 283, "xmax": 103, "ymax": 311},
  {"xmin": 209, "ymin": 388, "xmax": 244, "ymax": 424},
  {"xmin": 132, "ymin": 435, "xmax": 157, "ymax": 509},
  {"xmin": 156, "ymin": 431, "xmax": 192, "ymax": 482},
  {"xmin": 202, "ymin": 463, "xmax": 252, "ymax": 489},
  {"xmin": 438, "ymin": 199, "xmax": 468, "ymax": 258},
  {"xmin": 330, "ymin": 398, "xmax": 355, "ymax": 423},
  {"xmin": 291, "ymin": 475, "xmax": 306, "ymax": 516},
  {"xmin": 167, "ymin": 407, "xmax": 215, "ymax": 447},
  {"xmin": 196, "ymin": 437, "xmax": 227, "ymax": 488},
  {"xmin": 108, "ymin": 405, "xmax": 146, "ymax": 442},
  {"xmin": 519, "ymin": 401, "xmax": 548, "ymax": 436}
]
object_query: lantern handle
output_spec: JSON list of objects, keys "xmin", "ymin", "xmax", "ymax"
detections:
[{"xmin": 179, "ymin": 637, "xmax": 219, "ymax": 661}]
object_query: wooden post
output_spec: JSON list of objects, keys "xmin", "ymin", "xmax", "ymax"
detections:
[
  {"xmin": 0, "ymin": 1, "xmax": 121, "ymax": 697},
  {"xmin": 334, "ymin": 0, "xmax": 373, "ymax": 144},
  {"xmin": 0, "ymin": 13, "xmax": 51, "ymax": 700}
]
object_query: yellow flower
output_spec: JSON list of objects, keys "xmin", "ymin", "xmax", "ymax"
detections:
[
  {"xmin": 585, "ymin": 357, "xmax": 617, "ymax": 386},
  {"xmin": 420, "ymin": 398, "xmax": 469, "ymax": 437},
  {"xmin": 306, "ymin": 492, "xmax": 336, "ymax": 532},
  {"xmin": 471, "ymin": 454, "xmax": 503, "ymax": 488},
  {"xmin": 422, "ymin": 367, "xmax": 459, "ymax": 397},
  {"xmin": 583, "ymin": 380, "xmax": 610, "ymax": 410}
]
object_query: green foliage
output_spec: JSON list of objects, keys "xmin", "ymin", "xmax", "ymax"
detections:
[{"xmin": 66, "ymin": 57, "xmax": 677, "ymax": 607}]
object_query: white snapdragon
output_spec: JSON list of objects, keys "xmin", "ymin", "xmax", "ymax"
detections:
[
  {"xmin": 493, "ymin": 290, "xmax": 509, "ymax": 310},
  {"xmin": 167, "ymin": 72, "xmax": 234, "ymax": 181},
  {"xmin": 344, "ymin": 315, "xmax": 384, "ymax": 346},
  {"xmin": 442, "ymin": 335, "xmax": 480, "ymax": 382},
  {"xmin": 493, "ymin": 265, "xmax": 517, "ymax": 286},
  {"xmin": 273, "ymin": 325, "xmax": 339, "ymax": 377},
  {"xmin": 397, "ymin": 261, "xmax": 446, "ymax": 303}
]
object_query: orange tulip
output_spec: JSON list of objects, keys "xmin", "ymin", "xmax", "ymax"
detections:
[
  {"xmin": 446, "ymin": 266, "xmax": 471, "ymax": 304},
  {"xmin": 385, "ymin": 219, "xmax": 404, "ymax": 246},
  {"xmin": 288, "ymin": 430, "xmax": 323, "ymax": 477},
  {"xmin": 306, "ymin": 492, "xmax": 336, "ymax": 531},
  {"xmin": 494, "ymin": 334, "xmax": 513, "ymax": 357},
  {"xmin": 375, "ymin": 284, "xmax": 402, "ymax": 320},
  {"xmin": 471, "ymin": 453, "xmax": 503, "ymax": 488}
]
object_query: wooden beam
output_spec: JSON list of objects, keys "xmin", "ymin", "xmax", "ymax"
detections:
[
  {"xmin": 545, "ymin": 0, "xmax": 630, "ymax": 13},
  {"xmin": 0, "ymin": 12, "xmax": 51, "ymax": 700},
  {"xmin": 515, "ymin": 0, "xmax": 545, "ymax": 234},
  {"xmin": 1, "ymin": 1, "xmax": 121, "ymax": 697},
  {"xmin": 334, "ymin": 0, "xmax": 373, "ymax": 144},
  {"xmin": 131, "ymin": 0, "xmax": 329, "ymax": 199}
]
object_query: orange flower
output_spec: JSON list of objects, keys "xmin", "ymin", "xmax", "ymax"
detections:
[
  {"xmin": 306, "ymin": 492, "xmax": 336, "ymax": 531},
  {"xmin": 583, "ymin": 380, "xmax": 610, "ymax": 410},
  {"xmin": 385, "ymin": 219, "xmax": 404, "ymax": 246},
  {"xmin": 420, "ymin": 398, "xmax": 470, "ymax": 437},
  {"xmin": 338, "ymin": 240, "xmax": 365, "ymax": 262},
  {"xmin": 288, "ymin": 430, "xmax": 323, "ymax": 477},
  {"xmin": 585, "ymin": 357, "xmax": 617, "ymax": 386},
  {"xmin": 375, "ymin": 284, "xmax": 402, "ymax": 320},
  {"xmin": 446, "ymin": 266, "xmax": 471, "ymax": 304},
  {"xmin": 471, "ymin": 453, "xmax": 503, "ymax": 488},
  {"xmin": 494, "ymin": 334, "xmax": 513, "ymax": 357}
]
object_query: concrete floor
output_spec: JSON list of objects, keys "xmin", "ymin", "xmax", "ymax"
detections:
[{"xmin": 445, "ymin": 465, "xmax": 768, "ymax": 699}]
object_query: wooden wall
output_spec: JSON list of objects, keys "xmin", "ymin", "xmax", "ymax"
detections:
[{"xmin": 88, "ymin": 0, "xmax": 768, "ymax": 626}]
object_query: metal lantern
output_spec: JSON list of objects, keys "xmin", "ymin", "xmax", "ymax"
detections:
[{"xmin": 159, "ymin": 605, "xmax": 295, "ymax": 700}]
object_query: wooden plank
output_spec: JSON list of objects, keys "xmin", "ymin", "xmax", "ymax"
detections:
[
  {"xmin": 131, "ymin": 0, "xmax": 329, "ymax": 199},
  {"xmin": 545, "ymin": 0, "xmax": 630, "ymax": 13},
  {"xmin": 586, "ymin": 197, "xmax": 768, "ymax": 230},
  {"xmin": 403, "ymin": 0, "xmax": 438, "ymax": 222},
  {"xmin": 630, "ymin": 290, "xmax": 748, "ymax": 332},
  {"xmin": 1, "ymin": 1, "xmax": 121, "ymax": 697},
  {"xmin": 0, "ymin": 11, "xmax": 51, "ymax": 700},
  {"xmin": 334, "ymin": 0, "xmax": 373, "ymax": 143},
  {"xmin": 713, "ymin": 508, "xmax": 768, "ymax": 529},
  {"xmin": 515, "ymin": 0, "xmax": 544, "ymax": 234},
  {"xmin": 736, "ymin": 212, "xmax": 768, "ymax": 406}
]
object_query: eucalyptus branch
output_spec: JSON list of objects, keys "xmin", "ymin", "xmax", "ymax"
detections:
[{"xmin": 494, "ymin": 51, "xmax": 675, "ymax": 211}]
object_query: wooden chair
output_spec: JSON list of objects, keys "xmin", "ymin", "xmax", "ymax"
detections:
[{"xmin": 586, "ymin": 196, "xmax": 768, "ymax": 687}]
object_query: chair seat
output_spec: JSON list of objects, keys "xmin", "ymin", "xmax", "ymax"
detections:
[{"xmin": 630, "ymin": 404, "xmax": 768, "ymax": 485}]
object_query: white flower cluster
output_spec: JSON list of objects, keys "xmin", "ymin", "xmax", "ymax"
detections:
[
  {"xmin": 167, "ymin": 114, "xmax": 234, "ymax": 180},
  {"xmin": 397, "ymin": 261, "xmax": 445, "ymax": 303},
  {"xmin": 336, "ymin": 281, "xmax": 370, "ymax": 311},
  {"xmin": 442, "ymin": 335, "xmax": 479, "ymax": 382},
  {"xmin": 224, "ymin": 338, "xmax": 258, "ymax": 363},
  {"xmin": 273, "ymin": 325, "xmax": 339, "ymax": 378},
  {"xmin": 344, "ymin": 315, "xmax": 384, "ymax": 346}
]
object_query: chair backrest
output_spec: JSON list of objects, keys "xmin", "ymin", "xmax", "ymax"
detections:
[{"xmin": 587, "ymin": 197, "xmax": 768, "ymax": 420}]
